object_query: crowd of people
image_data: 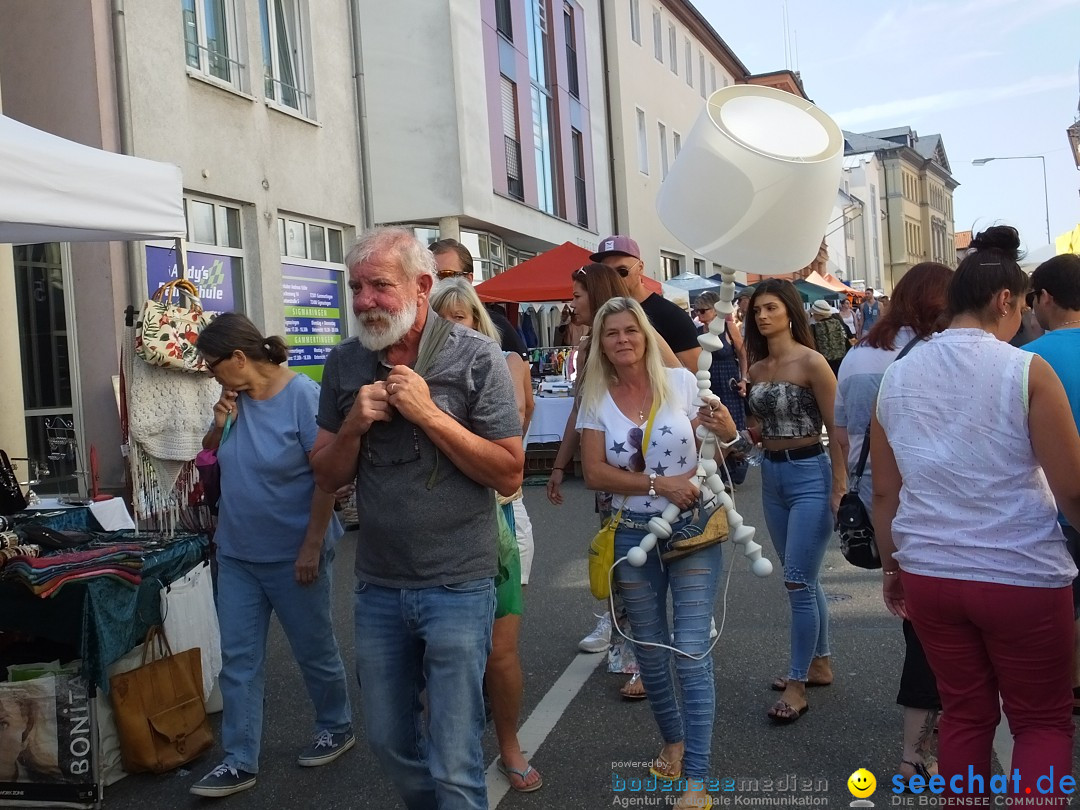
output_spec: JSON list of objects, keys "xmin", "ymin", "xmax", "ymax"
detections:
[{"xmin": 188, "ymin": 223, "xmax": 1080, "ymax": 808}]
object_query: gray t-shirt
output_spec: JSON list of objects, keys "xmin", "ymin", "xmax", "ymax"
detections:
[{"xmin": 317, "ymin": 313, "xmax": 521, "ymax": 588}]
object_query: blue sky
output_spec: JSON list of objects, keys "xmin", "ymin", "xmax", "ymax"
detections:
[{"xmin": 694, "ymin": 0, "xmax": 1080, "ymax": 251}]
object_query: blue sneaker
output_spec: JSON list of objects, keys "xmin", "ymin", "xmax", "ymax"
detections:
[
  {"xmin": 189, "ymin": 763, "xmax": 256, "ymax": 797},
  {"xmin": 297, "ymin": 729, "xmax": 356, "ymax": 767}
]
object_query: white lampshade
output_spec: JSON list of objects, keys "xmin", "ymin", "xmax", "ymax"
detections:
[{"xmin": 656, "ymin": 85, "xmax": 844, "ymax": 276}]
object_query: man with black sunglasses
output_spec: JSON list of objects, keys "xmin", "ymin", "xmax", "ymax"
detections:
[
  {"xmin": 430, "ymin": 238, "xmax": 528, "ymax": 357},
  {"xmin": 590, "ymin": 235, "xmax": 700, "ymax": 370}
]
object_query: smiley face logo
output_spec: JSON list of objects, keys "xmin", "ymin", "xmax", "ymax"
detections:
[{"xmin": 847, "ymin": 768, "xmax": 876, "ymax": 798}]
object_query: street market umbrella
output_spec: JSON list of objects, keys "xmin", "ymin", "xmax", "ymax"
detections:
[
  {"xmin": 0, "ymin": 114, "xmax": 185, "ymax": 244},
  {"xmin": 793, "ymin": 279, "xmax": 842, "ymax": 303},
  {"xmin": 474, "ymin": 241, "xmax": 661, "ymax": 303}
]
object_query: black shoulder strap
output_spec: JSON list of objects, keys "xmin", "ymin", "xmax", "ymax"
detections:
[{"xmin": 852, "ymin": 334, "xmax": 924, "ymax": 480}]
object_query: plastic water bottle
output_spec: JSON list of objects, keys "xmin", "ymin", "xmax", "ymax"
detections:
[{"xmin": 741, "ymin": 430, "xmax": 764, "ymax": 467}]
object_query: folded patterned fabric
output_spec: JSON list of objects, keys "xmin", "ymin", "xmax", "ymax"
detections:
[{"xmin": 2, "ymin": 543, "xmax": 147, "ymax": 598}]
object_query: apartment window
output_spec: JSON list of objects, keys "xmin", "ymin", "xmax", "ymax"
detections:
[
  {"xmin": 496, "ymin": 0, "xmax": 513, "ymax": 39},
  {"xmin": 188, "ymin": 199, "xmax": 242, "ymax": 249},
  {"xmin": 660, "ymin": 251, "xmax": 681, "ymax": 281},
  {"xmin": 183, "ymin": 0, "xmax": 244, "ymax": 88},
  {"xmin": 277, "ymin": 217, "xmax": 343, "ymax": 262},
  {"xmin": 709, "ymin": 63, "xmax": 716, "ymax": 94},
  {"xmin": 572, "ymin": 129, "xmax": 588, "ymax": 228},
  {"xmin": 658, "ymin": 122, "xmax": 669, "ymax": 179},
  {"xmin": 684, "ymin": 39, "xmax": 692, "ymax": 86},
  {"xmin": 698, "ymin": 52, "xmax": 706, "ymax": 98},
  {"xmin": 501, "ymin": 77, "xmax": 524, "ymax": 200},
  {"xmin": 259, "ymin": 0, "xmax": 313, "ymax": 117},
  {"xmin": 165, "ymin": 195, "xmax": 246, "ymax": 311},
  {"xmin": 564, "ymin": 4, "xmax": 579, "ymax": 99},
  {"xmin": 694, "ymin": 259, "xmax": 705, "ymax": 275},
  {"xmin": 629, "ymin": 0, "xmax": 641, "ymax": 44},
  {"xmin": 673, "ymin": 131, "xmax": 681, "ymax": 157},
  {"xmin": 636, "ymin": 108, "xmax": 648, "ymax": 174},
  {"xmin": 652, "ymin": 8, "xmax": 662, "ymax": 61},
  {"xmin": 668, "ymin": 24, "xmax": 677, "ymax": 74},
  {"xmin": 847, "ymin": 256, "xmax": 856, "ymax": 277},
  {"xmin": 525, "ymin": 0, "xmax": 560, "ymax": 216}
]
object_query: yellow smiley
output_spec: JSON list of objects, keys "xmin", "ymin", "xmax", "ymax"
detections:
[{"xmin": 847, "ymin": 768, "xmax": 876, "ymax": 798}]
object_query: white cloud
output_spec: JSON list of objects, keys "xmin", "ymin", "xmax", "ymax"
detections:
[{"xmin": 834, "ymin": 72, "xmax": 1077, "ymax": 128}]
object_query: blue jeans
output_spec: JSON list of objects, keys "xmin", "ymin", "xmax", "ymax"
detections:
[
  {"xmin": 760, "ymin": 454, "xmax": 833, "ymax": 682},
  {"xmin": 354, "ymin": 577, "xmax": 495, "ymax": 810},
  {"xmin": 216, "ymin": 551, "xmax": 352, "ymax": 773},
  {"xmin": 613, "ymin": 512, "xmax": 722, "ymax": 781}
]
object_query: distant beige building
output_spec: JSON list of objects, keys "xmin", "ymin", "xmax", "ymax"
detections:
[{"xmin": 844, "ymin": 127, "xmax": 958, "ymax": 291}]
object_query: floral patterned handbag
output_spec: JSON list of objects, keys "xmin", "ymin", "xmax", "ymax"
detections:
[{"xmin": 135, "ymin": 279, "xmax": 214, "ymax": 373}]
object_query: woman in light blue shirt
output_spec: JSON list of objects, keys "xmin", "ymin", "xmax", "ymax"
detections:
[{"xmin": 189, "ymin": 313, "xmax": 352, "ymax": 799}]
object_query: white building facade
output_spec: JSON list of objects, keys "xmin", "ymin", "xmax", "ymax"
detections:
[
  {"xmin": 0, "ymin": 0, "xmax": 366, "ymax": 493},
  {"xmin": 601, "ymin": 0, "xmax": 749, "ymax": 281},
  {"xmin": 841, "ymin": 153, "xmax": 887, "ymax": 292},
  {"xmin": 356, "ymin": 0, "xmax": 614, "ymax": 276}
]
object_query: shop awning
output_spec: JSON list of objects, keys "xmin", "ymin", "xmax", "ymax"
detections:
[
  {"xmin": 793, "ymin": 279, "xmax": 842, "ymax": 303},
  {"xmin": 804, "ymin": 269, "xmax": 850, "ymax": 292},
  {"xmin": 0, "ymin": 114, "xmax": 185, "ymax": 244},
  {"xmin": 474, "ymin": 241, "xmax": 661, "ymax": 303}
]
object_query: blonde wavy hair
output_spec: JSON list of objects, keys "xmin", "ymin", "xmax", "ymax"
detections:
[
  {"xmin": 430, "ymin": 278, "xmax": 499, "ymax": 341},
  {"xmin": 579, "ymin": 297, "xmax": 671, "ymax": 414}
]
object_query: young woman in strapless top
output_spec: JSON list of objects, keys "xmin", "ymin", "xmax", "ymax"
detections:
[{"xmin": 744, "ymin": 279, "xmax": 846, "ymax": 725}]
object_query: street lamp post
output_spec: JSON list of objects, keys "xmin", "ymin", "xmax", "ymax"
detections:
[{"xmin": 972, "ymin": 155, "xmax": 1051, "ymax": 245}]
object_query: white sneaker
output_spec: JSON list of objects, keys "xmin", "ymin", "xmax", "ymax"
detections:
[
  {"xmin": 579, "ymin": 613, "xmax": 612, "ymax": 653},
  {"xmin": 710, "ymin": 617, "xmax": 718, "ymax": 639}
]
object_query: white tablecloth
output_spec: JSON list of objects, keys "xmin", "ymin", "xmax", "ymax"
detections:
[{"xmin": 525, "ymin": 396, "xmax": 575, "ymax": 447}]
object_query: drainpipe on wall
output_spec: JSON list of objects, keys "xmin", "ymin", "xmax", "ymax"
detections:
[
  {"xmin": 111, "ymin": 0, "xmax": 141, "ymax": 302},
  {"xmin": 597, "ymin": 0, "xmax": 620, "ymax": 234},
  {"xmin": 348, "ymin": 0, "xmax": 375, "ymax": 231}
]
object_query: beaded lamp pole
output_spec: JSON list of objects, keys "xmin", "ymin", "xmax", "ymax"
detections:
[{"xmin": 624, "ymin": 276, "xmax": 773, "ymax": 577}]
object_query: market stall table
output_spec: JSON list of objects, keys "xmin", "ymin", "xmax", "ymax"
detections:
[
  {"xmin": 524, "ymin": 395, "xmax": 575, "ymax": 447},
  {"xmin": 0, "ymin": 505, "xmax": 208, "ymax": 807}
]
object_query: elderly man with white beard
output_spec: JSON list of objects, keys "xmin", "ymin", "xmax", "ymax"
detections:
[{"xmin": 310, "ymin": 227, "xmax": 523, "ymax": 810}]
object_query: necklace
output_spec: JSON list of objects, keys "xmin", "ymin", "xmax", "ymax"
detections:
[
  {"xmin": 1059, "ymin": 319, "xmax": 1080, "ymax": 329},
  {"xmin": 636, "ymin": 387, "xmax": 650, "ymax": 421}
]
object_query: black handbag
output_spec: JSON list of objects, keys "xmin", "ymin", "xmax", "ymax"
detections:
[
  {"xmin": 837, "ymin": 335, "xmax": 923, "ymax": 569},
  {"xmin": 0, "ymin": 450, "xmax": 27, "ymax": 516}
]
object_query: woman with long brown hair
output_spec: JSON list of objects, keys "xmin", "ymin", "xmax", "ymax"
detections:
[
  {"xmin": 744, "ymin": 279, "xmax": 845, "ymax": 724},
  {"xmin": 834, "ymin": 262, "xmax": 953, "ymax": 781}
]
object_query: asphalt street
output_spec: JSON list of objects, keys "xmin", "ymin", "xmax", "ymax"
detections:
[{"xmin": 103, "ymin": 472, "xmax": 1080, "ymax": 809}]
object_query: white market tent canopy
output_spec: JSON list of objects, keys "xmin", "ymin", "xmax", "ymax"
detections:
[{"xmin": 0, "ymin": 114, "xmax": 185, "ymax": 244}]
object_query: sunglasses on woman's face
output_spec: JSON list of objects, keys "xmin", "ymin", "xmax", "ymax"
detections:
[{"xmin": 694, "ymin": 308, "xmax": 711, "ymax": 316}]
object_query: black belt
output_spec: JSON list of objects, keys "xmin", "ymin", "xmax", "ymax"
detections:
[{"xmin": 763, "ymin": 443, "xmax": 825, "ymax": 462}]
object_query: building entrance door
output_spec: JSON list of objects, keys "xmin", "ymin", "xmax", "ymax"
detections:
[{"xmin": 13, "ymin": 243, "xmax": 86, "ymax": 497}]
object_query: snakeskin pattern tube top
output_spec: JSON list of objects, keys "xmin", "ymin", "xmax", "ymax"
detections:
[{"xmin": 747, "ymin": 381, "xmax": 823, "ymax": 439}]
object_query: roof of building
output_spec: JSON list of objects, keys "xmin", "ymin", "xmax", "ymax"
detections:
[
  {"xmin": 955, "ymin": 230, "xmax": 972, "ymax": 250},
  {"xmin": 912, "ymin": 133, "xmax": 952, "ymax": 173},
  {"xmin": 746, "ymin": 70, "xmax": 809, "ymax": 100},
  {"xmin": 843, "ymin": 130, "xmax": 902, "ymax": 155}
]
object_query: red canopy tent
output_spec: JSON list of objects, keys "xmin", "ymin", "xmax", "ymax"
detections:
[{"xmin": 474, "ymin": 241, "xmax": 662, "ymax": 303}]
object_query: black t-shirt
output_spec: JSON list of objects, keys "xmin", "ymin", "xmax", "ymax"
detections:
[
  {"xmin": 486, "ymin": 305, "xmax": 527, "ymax": 356},
  {"xmin": 640, "ymin": 293, "xmax": 699, "ymax": 354}
]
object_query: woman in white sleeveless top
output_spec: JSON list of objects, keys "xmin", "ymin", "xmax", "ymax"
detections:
[{"xmin": 871, "ymin": 226, "xmax": 1080, "ymax": 797}]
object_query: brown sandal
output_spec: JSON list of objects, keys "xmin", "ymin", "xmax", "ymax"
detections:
[
  {"xmin": 620, "ymin": 673, "xmax": 647, "ymax": 700},
  {"xmin": 770, "ymin": 676, "xmax": 832, "ymax": 691},
  {"xmin": 768, "ymin": 698, "xmax": 809, "ymax": 724}
]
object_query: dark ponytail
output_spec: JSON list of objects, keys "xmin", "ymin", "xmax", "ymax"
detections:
[
  {"xmin": 948, "ymin": 225, "xmax": 1028, "ymax": 317},
  {"xmin": 197, "ymin": 312, "xmax": 289, "ymax": 366}
]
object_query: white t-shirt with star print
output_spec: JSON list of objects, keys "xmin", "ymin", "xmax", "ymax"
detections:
[{"xmin": 577, "ymin": 367, "xmax": 699, "ymax": 515}]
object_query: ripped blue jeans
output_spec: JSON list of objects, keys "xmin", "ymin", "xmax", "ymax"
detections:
[
  {"xmin": 760, "ymin": 454, "xmax": 833, "ymax": 682},
  {"xmin": 613, "ymin": 512, "xmax": 722, "ymax": 781}
]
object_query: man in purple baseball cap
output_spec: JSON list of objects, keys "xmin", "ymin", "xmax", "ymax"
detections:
[{"xmin": 591, "ymin": 235, "xmax": 700, "ymax": 369}]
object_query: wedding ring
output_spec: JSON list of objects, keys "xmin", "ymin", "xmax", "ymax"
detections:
[{"xmin": 390, "ymin": 383, "xmax": 398, "ymax": 393}]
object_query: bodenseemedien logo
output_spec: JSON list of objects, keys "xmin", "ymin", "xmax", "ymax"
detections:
[{"xmin": 847, "ymin": 767, "xmax": 876, "ymax": 807}]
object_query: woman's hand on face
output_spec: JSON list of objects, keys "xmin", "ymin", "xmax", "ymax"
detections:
[
  {"xmin": 213, "ymin": 390, "xmax": 238, "ymax": 429},
  {"xmin": 882, "ymin": 573, "xmax": 906, "ymax": 619},
  {"xmin": 656, "ymin": 474, "xmax": 699, "ymax": 511},
  {"xmin": 546, "ymin": 468, "xmax": 565, "ymax": 506}
]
